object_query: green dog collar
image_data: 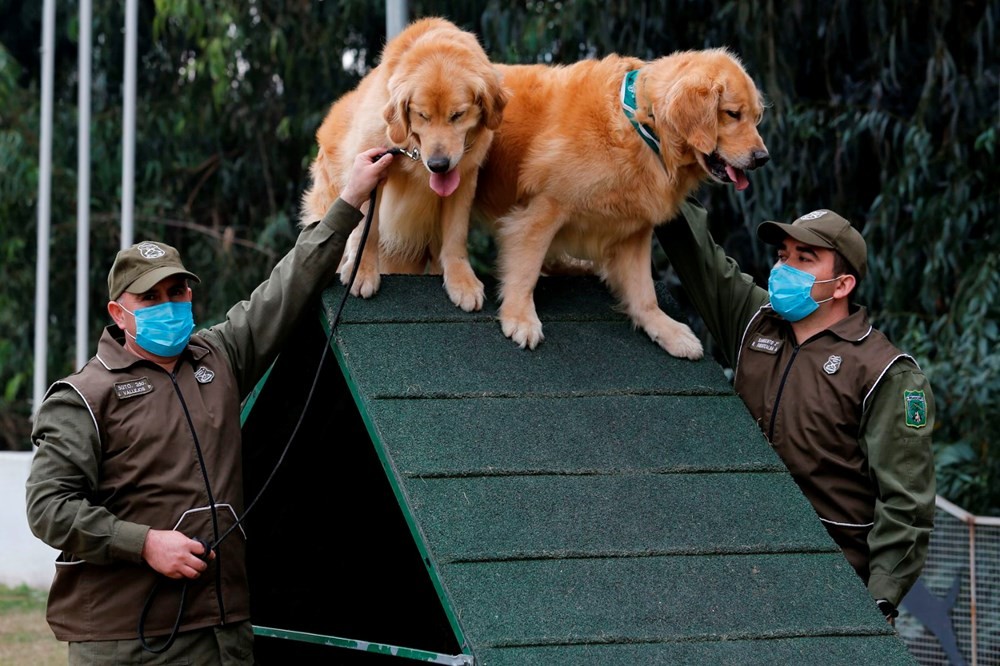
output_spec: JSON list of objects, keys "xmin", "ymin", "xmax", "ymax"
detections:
[{"xmin": 620, "ymin": 69, "xmax": 661, "ymax": 155}]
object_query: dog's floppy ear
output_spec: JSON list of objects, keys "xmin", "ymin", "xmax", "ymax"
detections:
[
  {"xmin": 384, "ymin": 77, "xmax": 411, "ymax": 145},
  {"xmin": 477, "ymin": 69, "xmax": 510, "ymax": 131},
  {"xmin": 664, "ymin": 76, "xmax": 722, "ymax": 155}
]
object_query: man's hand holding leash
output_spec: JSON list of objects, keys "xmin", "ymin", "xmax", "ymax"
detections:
[
  {"xmin": 141, "ymin": 529, "xmax": 215, "ymax": 580},
  {"xmin": 340, "ymin": 147, "xmax": 395, "ymax": 209}
]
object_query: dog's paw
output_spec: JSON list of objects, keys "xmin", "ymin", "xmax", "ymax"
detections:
[
  {"xmin": 342, "ymin": 265, "xmax": 381, "ymax": 299},
  {"xmin": 640, "ymin": 314, "xmax": 704, "ymax": 360},
  {"xmin": 653, "ymin": 322, "xmax": 704, "ymax": 360},
  {"xmin": 500, "ymin": 314, "xmax": 544, "ymax": 350},
  {"xmin": 444, "ymin": 275, "xmax": 486, "ymax": 312}
]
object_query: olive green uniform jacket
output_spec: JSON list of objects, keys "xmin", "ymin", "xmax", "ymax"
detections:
[
  {"xmin": 26, "ymin": 200, "xmax": 362, "ymax": 641},
  {"xmin": 655, "ymin": 199, "xmax": 935, "ymax": 608}
]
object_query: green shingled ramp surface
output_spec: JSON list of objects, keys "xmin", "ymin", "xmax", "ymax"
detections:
[{"xmin": 320, "ymin": 275, "xmax": 915, "ymax": 665}]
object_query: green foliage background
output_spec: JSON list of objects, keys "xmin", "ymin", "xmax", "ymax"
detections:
[{"xmin": 1, "ymin": 1, "xmax": 997, "ymax": 513}]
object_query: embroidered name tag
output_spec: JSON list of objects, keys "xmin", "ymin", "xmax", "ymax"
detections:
[
  {"xmin": 114, "ymin": 377, "xmax": 153, "ymax": 400},
  {"xmin": 904, "ymin": 390, "xmax": 928, "ymax": 428},
  {"xmin": 750, "ymin": 336, "xmax": 782, "ymax": 354},
  {"xmin": 194, "ymin": 367, "xmax": 215, "ymax": 384}
]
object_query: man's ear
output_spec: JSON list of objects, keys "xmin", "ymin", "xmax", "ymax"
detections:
[
  {"xmin": 107, "ymin": 300, "xmax": 127, "ymax": 328},
  {"xmin": 835, "ymin": 274, "xmax": 857, "ymax": 300}
]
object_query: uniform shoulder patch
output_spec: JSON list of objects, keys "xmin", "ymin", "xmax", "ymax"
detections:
[{"xmin": 903, "ymin": 389, "xmax": 927, "ymax": 428}]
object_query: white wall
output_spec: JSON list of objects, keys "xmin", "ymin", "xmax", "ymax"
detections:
[{"xmin": 1, "ymin": 451, "xmax": 58, "ymax": 589}]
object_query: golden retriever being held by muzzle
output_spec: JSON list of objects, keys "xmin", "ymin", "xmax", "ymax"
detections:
[
  {"xmin": 475, "ymin": 48, "xmax": 769, "ymax": 357},
  {"xmin": 300, "ymin": 17, "xmax": 508, "ymax": 311}
]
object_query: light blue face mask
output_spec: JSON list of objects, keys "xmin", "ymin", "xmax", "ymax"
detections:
[
  {"xmin": 767, "ymin": 263, "xmax": 842, "ymax": 322},
  {"xmin": 120, "ymin": 301, "xmax": 195, "ymax": 357}
]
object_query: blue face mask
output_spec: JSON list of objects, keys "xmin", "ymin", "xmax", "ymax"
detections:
[
  {"xmin": 120, "ymin": 301, "xmax": 195, "ymax": 357},
  {"xmin": 767, "ymin": 263, "xmax": 842, "ymax": 322}
]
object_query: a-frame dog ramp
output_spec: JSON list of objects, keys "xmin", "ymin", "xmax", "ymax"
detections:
[{"xmin": 240, "ymin": 275, "xmax": 916, "ymax": 665}]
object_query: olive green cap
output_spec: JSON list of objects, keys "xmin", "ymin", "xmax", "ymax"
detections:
[
  {"xmin": 108, "ymin": 240, "xmax": 200, "ymax": 300},
  {"xmin": 757, "ymin": 209, "xmax": 867, "ymax": 280}
]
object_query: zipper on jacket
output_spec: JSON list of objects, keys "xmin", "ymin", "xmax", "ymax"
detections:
[
  {"xmin": 767, "ymin": 343, "xmax": 800, "ymax": 443},
  {"xmin": 169, "ymin": 373, "xmax": 227, "ymax": 623}
]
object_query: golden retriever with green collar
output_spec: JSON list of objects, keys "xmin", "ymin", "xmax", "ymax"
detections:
[
  {"xmin": 301, "ymin": 17, "xmax": 508, "ymax": 311},
  {"xmin": 475, "ymin": 48, "xmax": 769, "ymax": 357}
]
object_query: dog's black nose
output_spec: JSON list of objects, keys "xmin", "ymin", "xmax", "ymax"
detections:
[
  {"xmin": 427, "ymin": 156, "xmax": 451, "ymax": 173},
  {"xmin": 752, "ymin": 150, "xmax": 770, "ymax": 169}
]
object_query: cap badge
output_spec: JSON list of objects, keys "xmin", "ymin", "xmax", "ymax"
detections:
[
  {"xmin": 137, "ymin": 242, "xmax": 166, "ymax": 259},
  {"xmin": 904, "ymin": 390, "xmax": 928, "ymax": 428},
  {"xmin": 823, "ymin": 355, "xmax": 842, "ymax": 374},
  {"xmin": 799, "ymin": 210, "xmax": 829, "ymax": 221},
  {"xmin": 194, "ymin": 366, "xmax": 215, "ymax": 384}
]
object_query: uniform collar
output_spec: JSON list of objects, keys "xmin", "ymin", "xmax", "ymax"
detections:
[
  {"xmin": 763, "ymin": 304, "xmax": 874, "ymax": 343},
  {"xmin": 825, "ymin": 305, "xmax": 874, "ymax": 342},
  {"xmin": 96, "ymin": 325, "xmax": 209, "ymax": 371}
]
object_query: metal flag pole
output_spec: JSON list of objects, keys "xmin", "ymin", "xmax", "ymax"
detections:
[
  {"xmin": 121, "ymin": 0, "xmax": 138, "ymax": 248},
  {"xmin": 76, "ymin": 0, "xmax": 93, "ymax": 369},
  {"xmin": 32, "ymin": 0, "xmax": 56, "ymax": 417}
]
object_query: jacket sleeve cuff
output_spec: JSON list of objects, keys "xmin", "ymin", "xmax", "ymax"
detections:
[
  {"xmin": 320, "ymin": 198, "xmax": 364, "ymax": 236},
  {"xmin": 112, "ymin": 521, "xmax": 150, "ymax": 564},
  {"xmin": 868, "ymin": 573, "xmax": 905, "ymax": 607}
]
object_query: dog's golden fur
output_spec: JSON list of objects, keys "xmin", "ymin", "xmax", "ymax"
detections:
[
  {"xmin": 300, "ymin": 17, "xmax": 508, "ymax": 311},
  {"xmin": 475, "ymin": 48, "xmax": 769, "ymax": 357}
]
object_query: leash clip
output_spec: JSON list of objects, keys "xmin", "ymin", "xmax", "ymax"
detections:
[
  {"xmin": 396, "ymin": 146, "xmax": 420, "ymax": 161},
  {"xmin": 378, "ymin": 146, "xmax": 421, "ymax": 162}
]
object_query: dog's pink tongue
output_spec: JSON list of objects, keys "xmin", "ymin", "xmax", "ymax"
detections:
[
  {"xmin": 726, "ymin": 165, "xmax": 750, "ymax": 191},
  {"xmin": 430, "ymin": 170, "xmax": 461, "ymax": 197}
]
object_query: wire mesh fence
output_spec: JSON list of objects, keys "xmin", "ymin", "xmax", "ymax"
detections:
[{"xmin": 897, "ymin": 496, "xmax": 1000, "ymax": 666}]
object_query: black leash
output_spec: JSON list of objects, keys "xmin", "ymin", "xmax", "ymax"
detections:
[{"xmin": 139, "ymin": 149, "xmax": 397, "ymax": 652}]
